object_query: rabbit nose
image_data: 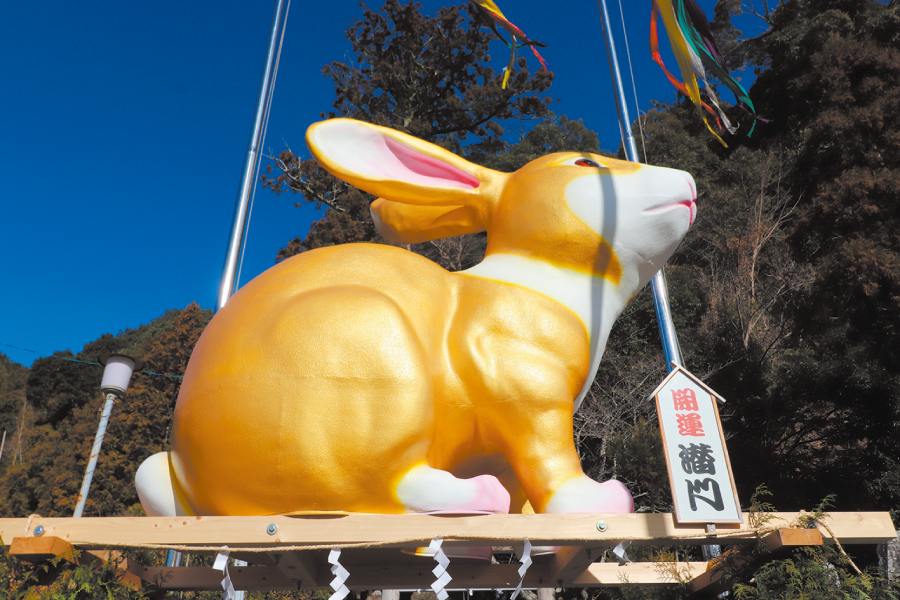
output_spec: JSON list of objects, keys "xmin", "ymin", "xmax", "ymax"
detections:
[{"xmin": 685, "ymin": 175, "xmax": 697, "ymax": 201}]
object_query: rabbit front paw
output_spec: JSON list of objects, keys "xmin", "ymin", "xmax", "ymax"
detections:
[
  {"xmin": 543, "ymin": 476, "xmax": 634, "ymax": 514},
  {"xmin": 396, "ymin": 465, "xmax": 511, "ymax": 514}
]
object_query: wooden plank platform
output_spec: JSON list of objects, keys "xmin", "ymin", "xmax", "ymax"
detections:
[{"xmin": 1, "ymin": 512, "xmax": 893, "ymax": 592}]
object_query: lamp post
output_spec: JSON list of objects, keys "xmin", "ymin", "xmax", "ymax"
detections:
[{"xmin": 73, "ymin": 353, "xmax": 142, "ymax": 518}]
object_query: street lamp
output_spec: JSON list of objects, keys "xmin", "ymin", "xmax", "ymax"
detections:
[{"xmin": 72, "ymin": 353, "xmax": 143, "ymax": 518}]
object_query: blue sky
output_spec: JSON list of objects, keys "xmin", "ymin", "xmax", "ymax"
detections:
[{"xmin": 0, "ymin": 0, "xmax": 764, "ymax": 368}]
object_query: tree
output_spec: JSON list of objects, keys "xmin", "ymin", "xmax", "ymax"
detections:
[
  {"xmin": 740, "ymin": 0, "xmax": 900, "ymax": 512},
  {"xmin": 321, "ymin": 0, "xmax": 553, "ymax": 154},
  {"xmin": 262, "ymin": 0, "xmax": 554, "ymax": 261}
]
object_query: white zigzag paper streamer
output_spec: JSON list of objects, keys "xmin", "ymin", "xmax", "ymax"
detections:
[
  {"xmin": 511, "ymin": 539, "xmax": 533, "ymax": 600},
  {"xmin": 328, "ymin": 549, "xmax": 351, "ymax": 600},
  {"xmin": 212, "ymin": 548, "xmax": 235, "ymax": 600},
  {"xmin": 429, "ymin": 538, "xmax": 452, "ymax": 600},
  {"xmin": 613, "ymin": 540, "xmax": 633, "ymax": 565}
]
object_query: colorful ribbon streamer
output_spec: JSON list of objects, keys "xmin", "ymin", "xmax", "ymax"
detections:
[
  {"xmin": 651, "ymin": 0, "xmax": 764, "ymax": 145},
  {"xmin": 470, "ymin": 0, "xmax": 549, "ymax": 88}
]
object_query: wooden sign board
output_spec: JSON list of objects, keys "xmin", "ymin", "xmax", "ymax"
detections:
[{"xmin": 650, "ymin": 366, "xmax": 742, "ymax": 524}]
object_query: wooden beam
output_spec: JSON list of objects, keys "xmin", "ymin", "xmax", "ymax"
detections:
[
  {"xmin": 573, "ymin": 561, "xmax": 710, "ymax": 587},
  {"xmin": 545, "ymin": 545, "xmax": 610, "ymax": 584},
  {"xmin": 142, "ymin": 561, "xmax": 712, "ymax": 591},
  {"xmin": 689, "ymin": 562, "xmax": 726, "ymax": 594},
  {"xmin": 83, "ymin": 550, "xmax": 145, "ymax": 590},
  {"xmin": 764, "ymin": 528, "xmax": 824, "ymax": 552},
  {"xmin": 689, "ymin": 528, "xmax": 826, "ymax": 595},
  {"xmin": 364, "ymin": 562, "xmax": 522, "ymax": 589},
  {"xmin": 9, "ymin": 537, "xmax": 143, "ymax": 590},
  {"xmin": 2, "ymin": 514, "xmax": 877, "ymax": 593},
  {"xmin": 1, "ymin": 512, "xmax": 894, "ymax": 549},
  {"xmin": 142, "ymin": 565, "xmax": 295, "ymax": 591},
  {"xmin": 9, "ymin": 536, "xmax": 74, "ymax": 564},
  {"xmin": 268, "ymin": 550, "xmax": 319, "ymax": 587}
]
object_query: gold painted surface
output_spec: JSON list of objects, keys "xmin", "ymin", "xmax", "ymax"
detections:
[
  {"xmin": 172, "ymin": 121, "xmax": 648, "ymax": 516},
  {"xmin": 371, "ymin": 200, "xmax": 486, "ymax": 244},
  {"xmin": 486, "ymin": 153, "xmax": 625, "ymax": 283},
  {"xmin": 307, "ymin": 120, "xmax": 624, "ymax": 283},
  {"xmin": 172, "ymin": 243, "xmax": 591, "ymax": 516}
]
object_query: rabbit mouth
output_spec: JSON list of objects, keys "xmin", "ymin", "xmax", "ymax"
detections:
[{"xmin": 642, "ymin": 199, "xmax": 696, "ymax": 225}]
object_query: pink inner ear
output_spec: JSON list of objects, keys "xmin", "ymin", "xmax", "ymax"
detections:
[{"xmin": 383, "ymin": 137, "xmax": 480, "ymax": 189}]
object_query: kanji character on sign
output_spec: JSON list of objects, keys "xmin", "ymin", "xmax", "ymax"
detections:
[
  {"xmin": 676, "ymin": 413, "xmax": 704, "ymax": 437},
  {"xmin": 678, "ymin": 443, "xmax": 716, "ymax": 474},
  {"xmin": 672, "ymin": 388, "xmax": 699, "ymax": 411},
  {"xmin": 686, "ymin": 478, "xmax": 724, "ymax": 511}
]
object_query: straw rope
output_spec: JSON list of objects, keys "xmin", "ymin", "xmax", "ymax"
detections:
[
  {"xmin": 815, "ymin": 519, "xmax": 863, "ymax": 575},
  {"xmin": 24, "ymin": 514, "xmax": 42, "ymax": 537}
]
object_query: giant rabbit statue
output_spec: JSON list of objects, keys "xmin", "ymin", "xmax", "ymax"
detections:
[{"xmin": 135, "ymin": 118, "xmax": 696, "ymax": 517}]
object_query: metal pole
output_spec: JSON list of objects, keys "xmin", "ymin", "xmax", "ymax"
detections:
[
  {"xmin": 208, "ymin": 2, "xmax": 291, "ymax": 589},
  {"xmin": 216, "ymin": 0, "xmax": 291, "ymax": 312},
  {"xmin": 73, "ymin": 393, "xmax": 118, "ymax": 517},
  {"xmin": 596, "ymin": 0, "xmax": 684, "ymax": 370},
  {"xmin": 596, "ymin": 0, "xmax": 719, "ymax": 560}
]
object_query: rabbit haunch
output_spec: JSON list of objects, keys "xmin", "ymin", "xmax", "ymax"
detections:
[{"xmin": 135, "ymin": 119, "xmax": 696, "ymax": 518}]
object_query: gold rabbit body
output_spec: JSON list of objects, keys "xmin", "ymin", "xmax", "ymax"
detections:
[
  {"xmin": 136, "ymin": 119, "xmax": 696, "ymax": 518},
  {"xmin": 172, "ymin": 243, "xmax": 590, "ymax": 515}
]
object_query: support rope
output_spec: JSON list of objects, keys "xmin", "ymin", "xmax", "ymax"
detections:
[
  {"xmin": 235, "ymin": 0, "xmax": 291, "ymax": 291},
  {"xmin": 616, "ymin": 0, "xmax": 648, "ymax": 163}
]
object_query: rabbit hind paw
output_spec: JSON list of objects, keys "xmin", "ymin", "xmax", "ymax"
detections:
[
  {"xmin": 543, "ymin": 476, "xmax": 634, "ymax": 514},
  {"xmin": 396, "ymin": 465, "xmax": 511, "ymax": 514},
  {"xmin": 135, "ymin": 452, "xmax": 194, "ymax": 517}
]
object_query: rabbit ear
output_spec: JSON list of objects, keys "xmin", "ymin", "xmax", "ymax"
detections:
[
  {"xmin": 306, "ymin": 119, "xmax": 503, "ymax": 207},
  {"xmin": 371, "ymin": 199, "xmax": 487, "ymax": 244}
]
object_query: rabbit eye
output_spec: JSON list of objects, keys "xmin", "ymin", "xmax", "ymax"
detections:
[
  {"xmin": 574, "ymin": 158, "xmax": 601, "ymax": 168},
  {"xmin": 555, "ymin": 156, "xmax": 619, "ymax": 169}
]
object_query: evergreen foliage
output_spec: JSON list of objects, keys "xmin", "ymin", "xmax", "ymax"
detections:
[{"xmin": 0, "ymin": 538, "xmax": 152, "ymax": 600}]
